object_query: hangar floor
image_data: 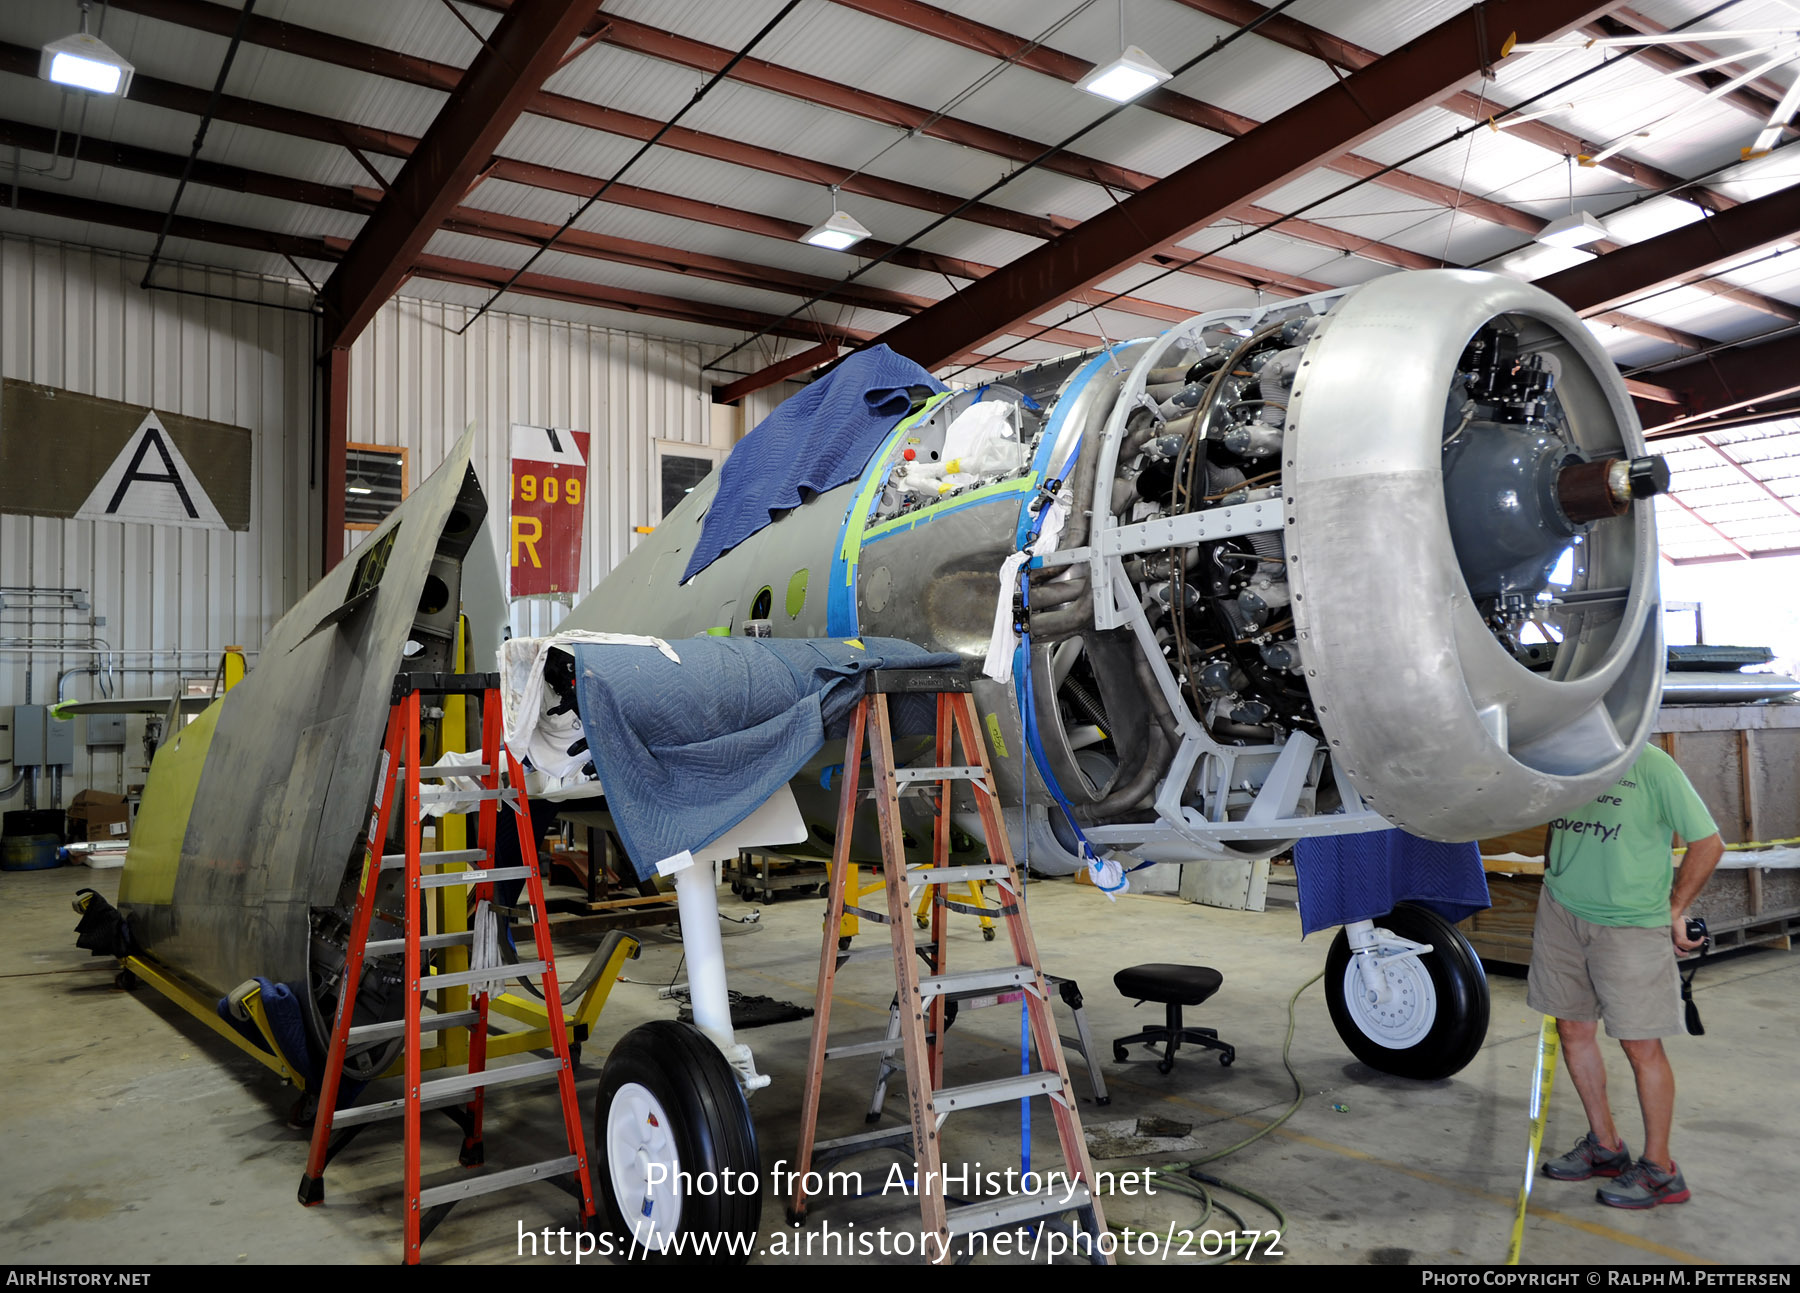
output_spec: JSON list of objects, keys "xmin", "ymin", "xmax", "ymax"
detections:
[{"xmin": 3, "ymin": 864, "xmax": 1795, "ymax": 1267}]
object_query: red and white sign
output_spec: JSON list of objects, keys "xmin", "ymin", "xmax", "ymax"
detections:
[{"xmin": 509, "ymin": 424, "xmax": 590, "ymax": 598}]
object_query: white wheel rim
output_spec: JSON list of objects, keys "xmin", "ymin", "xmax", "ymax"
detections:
[
  {"xmin": 607, "ymin": 1081, "xmax": 682, "ymax": 1251},
  {"xmin": 1342, "ymin": 956, "xmax": 1436, "ymax": 1049}
]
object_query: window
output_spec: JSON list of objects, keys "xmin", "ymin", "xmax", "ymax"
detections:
[
  {"xmin": 344, "ymin": 444, "xmax": 408, "ymax": 529},
  {"xmin": 653, "ymin": 440, "xmax": 724, "ymax": 525}
]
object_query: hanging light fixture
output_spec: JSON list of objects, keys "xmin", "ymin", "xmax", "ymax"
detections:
[
  {"xmin": 1535, "ymin": 155, "xmax": 1609, "ymax": 249},
  {"xmin": 799, "ymin": 187, "xmax": 871, "ymax": 251},
  {"xmin": 39, "ymin": 4, "xmax": 134, "ymax": 97},
  {"xmin": 1077, "ymin": 0, "xmax": 1170, "ymax": 103}
]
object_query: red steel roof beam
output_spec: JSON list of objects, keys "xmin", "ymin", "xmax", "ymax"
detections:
[
  {"xmin": 869, "ymin": 1, "xmax": 1622, "ymax": 371},
  {"xmin": 317, "ymin": 0, "xmax": 597, "ymax": 349},
  {"xmin": 1536, "ymin": 183, "xmax": 1800, "ymax": 319},
  {"xmin": 1170, "ymin": 0, "xmax": 1731, "ymax": 210}
]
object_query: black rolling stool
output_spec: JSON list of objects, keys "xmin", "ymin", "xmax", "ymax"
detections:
[{"xmin": 1112, "ymin": 964, "xmax": 1236, "ymax": 1074}]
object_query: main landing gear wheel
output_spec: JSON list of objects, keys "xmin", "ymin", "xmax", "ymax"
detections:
[
  {"xmin": 1324, "ymin": 903, "xmax": 1489, "ymax": 1081},
  {"xmin": 595, "ymin": 1020, "xmax": 760, "ymax": 1264}
]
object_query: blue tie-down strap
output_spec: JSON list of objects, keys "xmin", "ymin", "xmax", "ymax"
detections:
[
  {"xmin": 215, "ymin": 977, "xmax": 366, "ymax": 1103},
  {"xmin": 1290, "ymin": 829, "xmax": 1491, "ymax": 938},
  {"xmin": 571, "ymin": 635, "xmax": 960, "ymax": 880}
]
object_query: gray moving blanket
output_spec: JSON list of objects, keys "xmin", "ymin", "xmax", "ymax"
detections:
[{"xmin": 571, "ymin": 636, "xmax": 960, "ymax": 878}]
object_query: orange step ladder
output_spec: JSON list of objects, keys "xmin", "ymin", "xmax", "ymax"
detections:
[
  {"xmin": 298, "ymin": 671, "xmax": 595, "ymax": 1263},
  {"xmin": 788, "ymin": 667, "xmax": 1110, "ymax": 1264}
]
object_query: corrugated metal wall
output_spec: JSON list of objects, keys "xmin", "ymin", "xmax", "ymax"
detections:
[
  {"xmin": 345, "ymin": 295, "xmax": 713, "ymax": 637},
  {"xmin": 2, "ymin": 234, "xmax": 793, "ymax": 808},
  {"xmin": 0, "ymin": 234, "xmax": 319, "ymax": 804}
]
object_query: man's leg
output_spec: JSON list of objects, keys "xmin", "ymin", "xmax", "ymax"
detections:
[
  {"xmin": 1620, "ymin": 1038, "xmax": 1675, "ymax": 1169},
  {"xmin": 1557, "ymin": 1017, "xmax": 1623, "ymax": 1150}
]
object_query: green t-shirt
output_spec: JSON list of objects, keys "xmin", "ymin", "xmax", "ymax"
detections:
[{"xmin": 1543, "ymin": 745, "xmax": 1718, "ymax": 928}]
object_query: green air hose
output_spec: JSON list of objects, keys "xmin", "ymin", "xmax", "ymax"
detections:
[{"xmin": 1097, "ymin": 968, "xmax": 1323, "ymax": 1264}]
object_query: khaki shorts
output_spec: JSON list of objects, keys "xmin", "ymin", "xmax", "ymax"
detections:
[{"xmin": 1525, "ymin": 888, "xmax": 1682, "ymax": 1040}]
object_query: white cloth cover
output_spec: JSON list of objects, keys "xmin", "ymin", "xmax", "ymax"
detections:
[
  {"xmin": 498, "ymin": 630, "xmax": 680, "ymax": 796},
  {"xmin": 981, "ymin": 488, "xmax": 1069, "ymax": 685},
  {"xmin": 940, "ymin": 399, "xmax": 1023, "ymax": 476}
]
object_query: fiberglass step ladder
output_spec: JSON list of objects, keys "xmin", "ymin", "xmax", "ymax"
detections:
[
  {"xmin": 788, "ymin": 668, "xmax": 1110, "ymax": 1265},
  {"xmin": 298, "ymin": 672, "xmax": 596, "ymax": 1264}
]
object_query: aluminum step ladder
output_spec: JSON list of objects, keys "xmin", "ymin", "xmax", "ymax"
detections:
[
  {"xmin": 787, "ymin": 667, "xmax": 1110, "ymax": 1264},
  {"xmin": 298, "ymin": 672, "xmax": 596, "ymax": 1264}
]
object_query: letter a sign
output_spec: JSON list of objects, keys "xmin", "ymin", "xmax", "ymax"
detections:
[{"xmin": 75, "ymin": 412, "xmax": 227, "ymax": 529}]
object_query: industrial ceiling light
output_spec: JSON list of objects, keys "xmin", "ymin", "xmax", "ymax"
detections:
[
  {"xmin": 1536, "ymin": 154, "xmax": 1608, "ymax": 250},
  {"xmin": 39, "ymin": 6, "xmax": 133, "ymax": 97},
  {"xmin": 1077, "ymin": 46, "xmax": 1171, "ymax": 102},
  {"xmin": 1078, "ymin": 0, "xmax": 1170, "ymax": 103},
  {"xmin": 346, "ymin": 476, "xmax": 375, "ymax": 496},
  {"xmin": 1536, "ymin": 210, "xmax": 1611, "ymax": 249},
  {"xmin": 799, "ymin": 188, "xmax": 871, "ymax": 251}
]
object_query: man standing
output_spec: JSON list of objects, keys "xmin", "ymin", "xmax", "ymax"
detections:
[{"xmin": 1527, "ymin": 742, "xmax": 1724, "ymax": 1209}]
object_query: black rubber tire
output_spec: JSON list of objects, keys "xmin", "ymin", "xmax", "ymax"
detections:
[
  {"xmin": 1324, "ymin": 902, "xmax": 1489, "ymax": 1081},
  {"xmin": 594, "ymin": 1020, "xmax": 761, "ymax": 1264}
]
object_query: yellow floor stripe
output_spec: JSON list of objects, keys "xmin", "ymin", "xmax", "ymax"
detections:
[{"xmin": 732, "ymin": 961, "xmax": 1713, "ymax": 1265}]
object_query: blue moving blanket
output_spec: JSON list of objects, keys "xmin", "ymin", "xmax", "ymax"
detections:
[
  {"xmin": 681, "ymin": 345, "xmax": 945, "ymax": 583},
  {"xmin": 571, "ymin": 636, "xmax": 960, "ymax": 879},
  {"xmin": 1290, "ymin": 829, "xmax": 1490, "ymax": 937}
]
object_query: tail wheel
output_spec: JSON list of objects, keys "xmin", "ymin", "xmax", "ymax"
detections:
[
  {"xmin": 1324, "ymin": 903, "xmax": 1489, "ymax": 1080},
  {"xmin": 595, "ymin": 1020, "xmax": 760, "ymax": 1264}
]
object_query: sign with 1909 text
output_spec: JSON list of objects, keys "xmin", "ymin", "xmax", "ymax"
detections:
[{"xmin": 509, "ymin": 424, "xmax": 590, "ymax": 598}]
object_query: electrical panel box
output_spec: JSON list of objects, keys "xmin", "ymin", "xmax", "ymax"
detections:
[
  {"xmin": 85, "ymin": 714, "xmax": 126, "ymax": 747},
  {"xmin": 14, "ymin": 705, "xmax": 75, "ymax": 767}
]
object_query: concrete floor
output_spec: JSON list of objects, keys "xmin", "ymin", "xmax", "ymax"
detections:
[{"xmin": 2, "ymin": 862, "xmax": 1795, "ymax": 1267}]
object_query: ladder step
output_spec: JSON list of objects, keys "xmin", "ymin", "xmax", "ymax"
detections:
[
  {"xmin": 381, "ymin": 848, "xmax": 488, "ymax": 871},
  {"xmin": 331, "ymin": 1057, "xmax": 567, "ymax": 1127},
  {"xmin": 825, "ymin": 1035, "xmax": 904, "ymax": 1061},
  {"xmin": 892, "ymin": 766, "xmax": 984, "ymax": 785},
  {"xmin": 425, "ymin": 961, "xmax": 544, "ymax": 991},
  {"xmin": 418, "ymin": 865, "xmax": 532, "ymax": 890},
  {"xmin": 907, "ymin": 863, "xmax": 1011, "ymax": 885},
  {"xmin": 932, "ymin": 1071, "xmax": 1065, "ymax": 1114},
  {"xmin": 348, "ymin": 1009, "xmax": 481, "ymax": 1044},
  {"xmin": 814, "ymin": 1125, "xmax": 912, "ymax": 1156},
  {"xmin": 418, "ymin": 762, "xmax": 492, "ymax": 780},
  {"xmin": 917, "ymin": 965, "xmax": 1037, "ymax": 1000},
  {"xmin": 417, "ymin": 1155, "xmax": 580, "ymax": 1208},
  {"xmin": 366, "ymin": 930, "xmax": 476, "ymax": 955},
  {"xmin": 419, "ymin": 1057, "xmax": 566, "ymax": 1103},
  {"xmin": 945, "ymin": 1183, "xmax": 1095, "ymax": 1237},
  {"xmin": 418, "ymin": 787, "xmax": 514, "ymax": 806}
]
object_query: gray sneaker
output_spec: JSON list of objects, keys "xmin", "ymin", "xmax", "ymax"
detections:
[
  {"xmin": 1542, "ymin": 1132, "xmax": 1631, "ymax": 1181},
  {"xmin": 1597, "ymin": 1158, "xmax": 1690, "ymax": 1209}
]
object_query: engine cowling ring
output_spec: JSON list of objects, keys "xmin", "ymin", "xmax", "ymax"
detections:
[{"xmin": 1284, "ymin": 270, "xmax": 1662, "ymax": 840}]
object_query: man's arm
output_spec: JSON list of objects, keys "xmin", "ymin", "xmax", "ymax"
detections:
[{"xmin": 1671, "ymin": 832, "xmax": 1725, "ymax": 952}]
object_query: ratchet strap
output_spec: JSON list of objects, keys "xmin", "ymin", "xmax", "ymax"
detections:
[{"xmin": 1505, "ymin": 1015, "xmax": 1560, "ymax": 1265}]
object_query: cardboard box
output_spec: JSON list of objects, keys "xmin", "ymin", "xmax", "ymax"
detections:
[{"xmin": 67, "ymin": 790, "xmax": 129, "ymax": 842}]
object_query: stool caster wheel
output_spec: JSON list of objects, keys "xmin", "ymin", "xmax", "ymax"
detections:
[
  {"xmin": 1094, "ymin": 1096, "xmax": 1112, "ymax": 1107},
  {"xmin": 1219, "ymin": 1050, "xmax": 1235, "ymax": 1067},
  {"xmin": 838, "ymin": 936, "xmax": 852, "ymax": 952},
  {"xmin": 1112, "ymin": 1045, "xmax": 1128, "ymax": 1063},
  {"xmin": 1157, "ymin": 1055, "xmax": 1175, "ymax": 1075},
  {"xmin": 915, "ymin": 915, "xmax": 928, "ymax": 930},
  {"xmin": 114, "ymin": 968, "xmax": 138, "ymax": 990},
  {"xmin": 982, "ymin": 927, "xmax": 996, "ymax": 942}
]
